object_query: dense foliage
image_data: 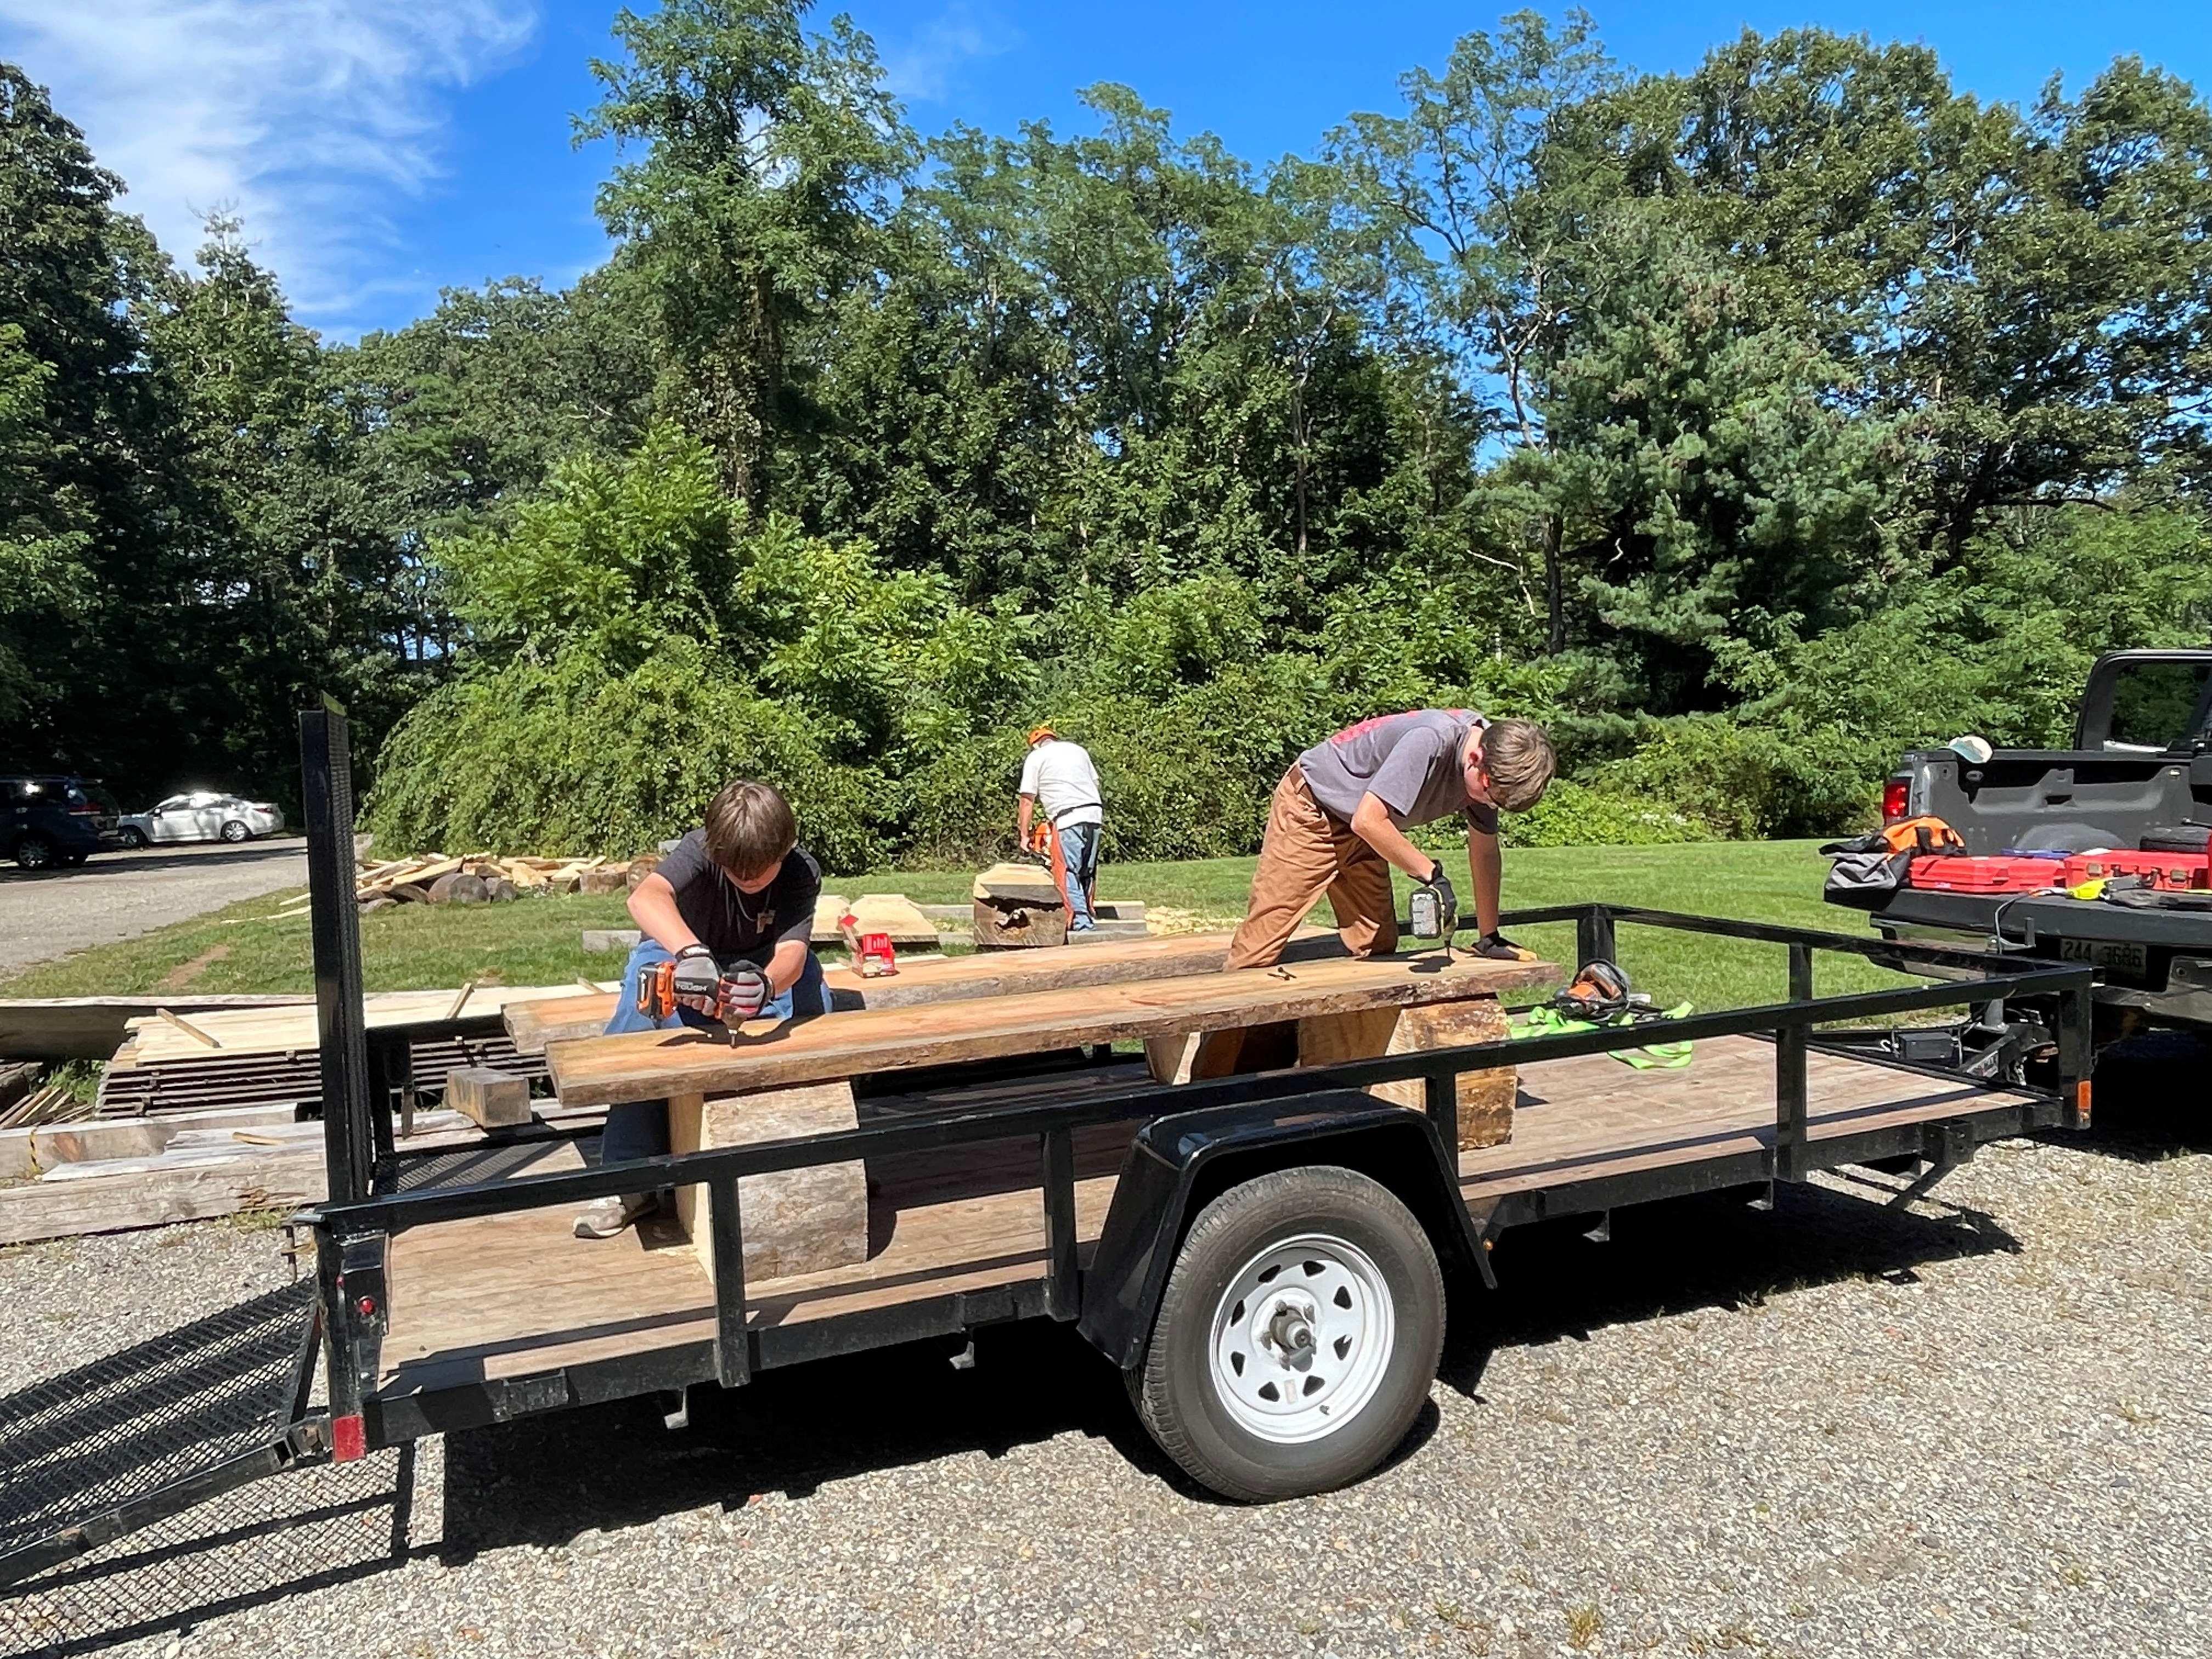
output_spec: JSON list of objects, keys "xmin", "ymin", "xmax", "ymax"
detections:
[{"xmin": 4, "ymin": 7, "xmax": 2210, "ymax": 865}]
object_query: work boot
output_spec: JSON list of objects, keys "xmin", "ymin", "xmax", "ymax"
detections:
[{"xmin": 572, "ymin": 1192, "xmax": 661, "ymax": 1239}]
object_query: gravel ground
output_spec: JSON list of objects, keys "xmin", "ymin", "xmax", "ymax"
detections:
[
  {"xmin": 0, "ymin": 839, "xmax": 306, "ymax": 977},
  {"xmin": 5, "ymin": 1042, "xmax": 2210, "ymax": 1659}
]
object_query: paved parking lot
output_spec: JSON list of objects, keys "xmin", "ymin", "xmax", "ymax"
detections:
[
  {"xmin": 3, "ymin": 1041, "xmax": 2207, "ymax": 1659},
  {"xmin": 0, "ymin": 838, "xmax": 306, "ymax": 978}
]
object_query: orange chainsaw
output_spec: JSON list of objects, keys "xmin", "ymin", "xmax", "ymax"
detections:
[
  {"xmin": 634, "ymin": 949, "xmax": 772, "ymax": 1024},
  {"xmin": 1027, "ymin": 821, "xmax": 1075, "ymax": 914}
]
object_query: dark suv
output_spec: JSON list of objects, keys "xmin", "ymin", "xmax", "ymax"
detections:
[{"xmin": 2, "ymin": 775, "xmax": 114, "ymax": 870}]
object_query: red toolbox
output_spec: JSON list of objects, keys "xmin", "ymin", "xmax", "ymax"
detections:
[
  {"xmin": 1905, "ymin": 855, "xmax": 2070, "ymax": 894},
  {"xmin": 2062, "ymin": 850, "xmax": 2212, "ymax": 891}
]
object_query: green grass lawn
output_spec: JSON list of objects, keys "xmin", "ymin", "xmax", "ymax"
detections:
[{"xmin": 0, "ymin": 839, "xmax": 1906, "ymax": 1016}]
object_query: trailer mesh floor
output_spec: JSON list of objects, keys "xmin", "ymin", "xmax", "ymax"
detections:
[{"xmin": 0, "ymin": 1279, "xmax": 316, "ymax": 1565}]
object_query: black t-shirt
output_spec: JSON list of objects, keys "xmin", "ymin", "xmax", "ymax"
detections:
[{"xmin": 652, "ymin": 830, "xmax": 821, "ymax": 967}]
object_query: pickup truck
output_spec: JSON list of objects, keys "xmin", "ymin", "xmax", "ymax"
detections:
[{"xmin": 1842, "ymin": 648, "xmax": 2212, "ymax": 1040}]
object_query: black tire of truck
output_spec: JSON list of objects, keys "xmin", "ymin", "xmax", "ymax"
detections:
[
  {"xmin": 14, "ymin": 833, "xmax": 54, "ymax": 871},
  {"xmin": 1130, "ymin": 1165, "xmax": 1445, "ymax": 1503}
]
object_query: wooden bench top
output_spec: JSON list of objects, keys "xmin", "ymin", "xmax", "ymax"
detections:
[
  {"xmin": 544, "ymin": 951, "xmax": 1554, "ymax": 1105},
  {"xmin": 506, "ymin": 927, "xmax": 1345, "ymax": 1052}
]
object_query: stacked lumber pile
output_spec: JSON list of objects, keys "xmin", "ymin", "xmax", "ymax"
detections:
[
  {"xmin": 94, "ymin": 983, "xmax": 611, "ymax": 1118},
  {"xmin": 1, "ymin": 1078, "xmax": 92, "ymax": 1132},
  {"xmin": 338, "ymin": 852, "xmax": 662, "ymax": 912}
]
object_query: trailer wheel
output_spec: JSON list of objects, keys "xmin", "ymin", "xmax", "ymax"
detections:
[{"xmin": 1131, "ymin": 1165, "xmax": 1443, "ymax": 1503}]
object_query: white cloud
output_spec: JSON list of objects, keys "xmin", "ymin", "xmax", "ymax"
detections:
[
  {"xmin": 881, "ymin": 0, "xmax": 1012, "ymax": 105},
  {"xmin": 0, "ymin": 0, "xmax": 538, "ymax": 331}
]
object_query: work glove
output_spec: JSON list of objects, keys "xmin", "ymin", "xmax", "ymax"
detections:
[
  {"xmin": 714, "ymin": 960, "xmax": 773, "ymax": 1022},
  {"xmin": 1411, "ymin": 862, "xmax": 1459, "ymax": 939},
  {"xmin": 1471, "ymin": 930, "xmax": 1526, "ymax": 962},
  {"xmin": 670, "ymin": 945, "xmax": 723, "ymax": 1014}
]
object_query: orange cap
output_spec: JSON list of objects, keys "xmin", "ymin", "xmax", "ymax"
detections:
[{"xmin": 1026, "ymin": 724, "xmax": 1056, "ymax": 744}]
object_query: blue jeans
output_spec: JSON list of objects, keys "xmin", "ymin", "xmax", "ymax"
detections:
[
  {"xmin": 1059, "ymin": 820, "xmax": 1102, "ymax": 929},
  {"xmin": 598, "ymin": 940, "xmax": 830, "ymax": 1166}
]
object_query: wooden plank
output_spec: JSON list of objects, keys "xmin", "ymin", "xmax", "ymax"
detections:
[
  {"xmin": 0, "ymin": 1152, "xmax": 323, "ymax": 1244},
  {"xmin": 446, "ymin": 1067, "xmax": 531, "ymax": 1128},
  {"xmin": 374, "ymin": 1041, "xmax": 2040, "ymax": 1395},
  {"xmin": 505, "ymin": 927, "xmax": 1345, "ymax": 1053},
  {"xmin": 155, "ymin": 1009, "xmax": 223, "ymax": 1049},
  {"xmin": 546, "ymin": 953, "xmax": 1554, "ymax": 1106}
]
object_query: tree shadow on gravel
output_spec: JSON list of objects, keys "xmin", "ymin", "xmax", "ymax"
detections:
[{"xmin": 1438, "ymin": 1175, "xmax": 2018, "ymax": 1399}]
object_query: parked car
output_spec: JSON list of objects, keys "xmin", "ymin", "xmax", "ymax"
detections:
[
  {"xmin": 116, "ymin": 792, "xmax": 286, "ymax": 848},
  {"xmin": 2, "ymin": 774, "xmax": 114, "ymax": 869},
  {"xmin": 1830, "ymin": 647, "xmax": 2212, "ymax": 1043}
]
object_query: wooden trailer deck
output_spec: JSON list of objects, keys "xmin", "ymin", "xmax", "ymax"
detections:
[{"xmin": 374, "ymin": 1037, "xmax": 2036, "ymax": 1399}]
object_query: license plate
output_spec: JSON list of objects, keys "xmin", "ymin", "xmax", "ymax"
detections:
[{"xmin": 2059, "ymin": 937, "xmax": 2147, "ymax": 976}]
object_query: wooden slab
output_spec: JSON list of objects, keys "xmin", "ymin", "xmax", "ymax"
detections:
[
  {"xmin": 504, "ymin": 927, "xmax": 1343, "ymax": 1053},
  {"xmin": 972, "ymin": 862, "xmax": 1064, "ymax": 906},
  {"xmin": 1297, "ymin": 1001, "xmax": 1516, "ymax": 1149},
  {"xmin": 546, "ymin": 953, "xmax": 1554, "ymax": 1106},
  {"xmin": 973, "ymin": 896, "xmax": 1067, "ymax": 949},
  {"xmin": 668, "ymin": 1083, "xmax": 868, "ymax": 1283}
]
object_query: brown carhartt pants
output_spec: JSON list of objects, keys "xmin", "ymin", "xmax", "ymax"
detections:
[{"xmin": 1225, "ymin": 768, "xmax": 1399, "ymax": 970}]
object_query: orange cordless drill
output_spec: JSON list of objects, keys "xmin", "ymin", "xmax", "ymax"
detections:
[{"xmin": 634, "ymin": 949, "xmax": 772, "ymax": 1024}]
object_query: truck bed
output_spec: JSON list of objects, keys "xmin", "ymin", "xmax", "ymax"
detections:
[{"xmin": 373, "ymin": 1039, "xmax": 2038, "ymax": 1405}]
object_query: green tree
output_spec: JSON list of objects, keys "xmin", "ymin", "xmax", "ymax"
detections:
[
  {"xmin": 580, "ymin": 0, "xmax": 916, "ymax": 504},
  {"xmin": 1333, "ymin": 10, "xmax": 1618, "ymax": 650},
  {"xmin": 1543, "ymin": 213, "xmax": 1904, "ymax": 712}
]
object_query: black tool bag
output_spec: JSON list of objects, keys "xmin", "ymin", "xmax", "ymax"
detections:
[
  {"xmin": 1823, "ymin": 849, "xmax": 1912, "ymax": 909},
  {"xmin": 2140, "ymin": 823, "xmax": 2212, "ymax": 855}
]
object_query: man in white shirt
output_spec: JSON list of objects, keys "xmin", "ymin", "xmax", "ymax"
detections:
[{"xmin": 1017, "ymin": 724, "xmax": 1106, "ymax": 932}]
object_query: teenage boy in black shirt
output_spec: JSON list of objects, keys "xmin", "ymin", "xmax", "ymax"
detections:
[{"xmin": 573, "ymin": 780, "xmax": 828, "ymax": 1239}]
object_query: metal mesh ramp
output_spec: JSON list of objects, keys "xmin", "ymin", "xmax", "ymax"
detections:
[{"xmin": 0, "ymin": 1279, "xmax": 319, "ymax": 1578}]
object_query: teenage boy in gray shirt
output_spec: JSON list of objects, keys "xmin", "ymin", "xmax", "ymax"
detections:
[{"xmin": 1224, "ymin": 710, "xmax": 1557, "ymax": 970}]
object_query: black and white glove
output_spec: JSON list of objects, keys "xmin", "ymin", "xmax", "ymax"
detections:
[
  {"xmin": 671, "ymin": 945, "xmax": 723, "ymax": 1014},
  {"xmin": 715, "ymin": 960, "xmax": 772, "ymax": 1021},
  {"xmin": 1411, "ymin": 862, "xmax": 1459, "ymax": 939},
  {"xmin": 1471, "ymin": 930, "xmax": 1526, "ymax": 961}
]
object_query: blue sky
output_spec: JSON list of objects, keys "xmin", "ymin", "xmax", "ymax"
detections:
[{"xmin": 2, "ymin": 1, "xmax": 2205, "ymax": 339}]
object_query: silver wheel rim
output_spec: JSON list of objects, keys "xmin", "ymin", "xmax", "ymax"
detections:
[{"xmin": 1206, "ymin": 1232, "xmax": 1395, "ymax": 1444}]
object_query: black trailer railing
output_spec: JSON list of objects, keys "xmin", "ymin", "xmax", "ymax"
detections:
[{"xmin": 304, "ymin": 911, "xmax": 2091, "ymax": 1427}]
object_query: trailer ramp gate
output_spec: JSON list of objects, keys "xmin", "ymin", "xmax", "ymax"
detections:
[{"xmin": 0, "ymin": 1279, "xmax": 327, "ymax": 1600}]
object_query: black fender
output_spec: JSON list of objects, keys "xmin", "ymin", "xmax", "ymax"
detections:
[{"xmin": 1075, "ymin": 1090, "xmax": 1485, "ymax": 1370}]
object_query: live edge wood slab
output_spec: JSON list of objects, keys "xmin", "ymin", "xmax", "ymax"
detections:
[
  {"xmin": 505, "ymin": 927, "xmax": 1345, "ymax": 1054},
  {"xmin": 543, "ymin": 951, "xmax": 1553, "ymax": 1107}
]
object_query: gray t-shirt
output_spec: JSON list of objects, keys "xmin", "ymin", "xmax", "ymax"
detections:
[{"xmin": 1296, "ymin": 710, "xmax": 1499, "ymax": 836}]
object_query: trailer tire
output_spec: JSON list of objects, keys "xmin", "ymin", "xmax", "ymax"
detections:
[{"xmin": 1131, "ymin": 1165, "xmax": 1443, "ymax": 1503}]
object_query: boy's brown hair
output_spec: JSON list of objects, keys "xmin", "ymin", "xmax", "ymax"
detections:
[
  {"xmin": 1482, "ymin": 719, "xmax": 1557, "ymax": 813},
  {"xmin": 704, "ymin": 780, "xmax": 798, "ymax": 876}
]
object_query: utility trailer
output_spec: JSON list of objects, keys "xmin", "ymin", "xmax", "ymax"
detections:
[{"xmin": 1, "ymin": 713, "xmax": 2096, "ymax": 1609}]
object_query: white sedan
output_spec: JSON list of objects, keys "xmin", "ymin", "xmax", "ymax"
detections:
[{"xmin": 117, "ymin": 792, "xmax": 286, "ymax": 848}]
